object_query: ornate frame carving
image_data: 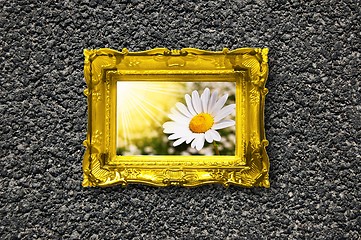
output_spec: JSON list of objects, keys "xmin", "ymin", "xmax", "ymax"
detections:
[{"xmin": 82, "ymin": 47, "xmax": 269, "ymax": 188}]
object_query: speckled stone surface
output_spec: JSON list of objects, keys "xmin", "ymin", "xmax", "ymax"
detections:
[{"xmin": 1, "ymin": 0, "xmax": 360, "ymax": 239}]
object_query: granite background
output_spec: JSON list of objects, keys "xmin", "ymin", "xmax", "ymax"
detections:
[{"xmin": 1, "ymin": 0, "xmax": 360, "ymax": 239}]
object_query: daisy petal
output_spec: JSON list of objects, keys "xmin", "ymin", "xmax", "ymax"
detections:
[
  {"xmin": 186, "ymin": 133, "xmax": 196, "ymax": 144},
  {"xmin": 192, "ymin": 90, "xmax": 202, "ymax": 113},
  {"xmin": 185, "ymin": 94, "xmax": 197, "ymax": 116},
  {"xmin": 191, "ymin": 137, "xmax": 197, "ymax": 148},
  {"xmin": 213, "ymin": 120, "xmax": 235, "ymax": 130},
  {"xmin": 163, "ymin": 126, "xmax": 186, "ymax": 134},
  {"xmin": 173, "ymin": 137, "xmax": 186, "ymax": 147},
  {"xmin": 163, "ymin": 123, "xmax": 189, "ymax": 134},
  {"xmin": 176, "ymin": 102, "xmax": 192, "ymax": 118},
  {"xmin": 209, "ymin": 129, "xmax": 221, "ymax": 141},
  {"xmin": 214, "ymin": 104, "xmax": 236, "ymax": 122},
  {"xmin": 181, "ymin": 130, "xmax": 193, "ymax": 142},
  {"xmin": 201, "ymin": 88, "xmax": 210, "ymax": 114},
  {"xmin": 168, "ymin": 113, "xmax": 190, "ymax": 124},
  {"xmin": 205, "ymin": 130, "xmax": 213, "ymax": 143},
  {"xmin": 195, "ymin": 134, "xmax": 205, "ymax": 151},
  {"xmin": 210, "ymin": 94, "xmax": 228, "ymax": 115},
  {"xmin": 170, "ymin": 107, "xmax": 185, "ymax": 116},
  {"xmin": 163, "ymin": 128, "xmax": 176, "ymax": 134},
  {"xmin": 168, "ymin": 133, "xmax": 183, "ymax": 140},
  {"xmin": 162, "ymin": 121, "xmax": 178, "ymax": 129},
  {"xmin": 208, "ymin": 90, "xmax": 218, "ymax": 113}
]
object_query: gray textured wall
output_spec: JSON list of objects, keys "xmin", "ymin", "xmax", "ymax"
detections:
[{"xmin": 1, "ymin": 0, "xmax": 360, "ymax": 239}]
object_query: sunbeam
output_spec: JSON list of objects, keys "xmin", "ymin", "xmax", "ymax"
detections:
[{"xmin": 116, "ymin": 81, "xmax": 186, "ymax": 152}]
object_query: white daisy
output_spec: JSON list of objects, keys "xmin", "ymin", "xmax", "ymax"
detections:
[{"xmin": 163, "ymin": 88, "xmax": 235, "ymax": 151}]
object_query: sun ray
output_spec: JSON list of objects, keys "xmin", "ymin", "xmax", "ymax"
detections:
[
  {"xmin": 122, "ymin": 106, "xmax": 132, "ymax": 145},
  {"xmin": 131, "ymin": 91, "xmax": 172, "ymax": 119},
  {"xmin": 140, "ymin": 85, "xmax": 186, "ymax": 96},
  {"xmin": 141, "ymin": 88, "xmax": 185, "ymax": 97},
  {"xmin": 120, "ymin": 104, "xmax": 128, "ymax": 147},
  {"xmin": 116, "ymin": 81, "xmax": 186, "ymax": 152},
  {"xmin": 131, "ymin": 93, "xmax": 163, "ymax": 126},
  {"xmin": 127, "ymin": 96, "xmax": 153, "ymax": 127}
]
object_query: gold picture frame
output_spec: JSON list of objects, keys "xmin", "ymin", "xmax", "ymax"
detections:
[{"xmin": 82, "ymin": 47, "xmax": 270, "ymax": 188}]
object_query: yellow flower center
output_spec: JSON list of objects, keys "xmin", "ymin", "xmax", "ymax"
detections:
[{"xmin": 189, "ymin": 113, "xmax": 214, "ymax": 133}]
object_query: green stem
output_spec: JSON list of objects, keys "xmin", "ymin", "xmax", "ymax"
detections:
[{"xmin": 213, "ymin": 141, "xmax": 220, "ymax": 156}]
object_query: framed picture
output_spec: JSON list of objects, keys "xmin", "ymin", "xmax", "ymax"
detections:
[{"xmin": 82, "ymin": 47, "xmax": 270, "ymax": 187}]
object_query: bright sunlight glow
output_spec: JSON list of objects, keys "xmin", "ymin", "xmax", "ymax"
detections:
[{"xmin": 116, "ymin": 81, "xmax": 185, "ymax": 149}]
